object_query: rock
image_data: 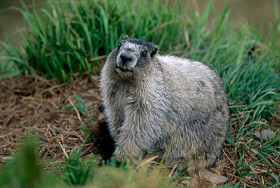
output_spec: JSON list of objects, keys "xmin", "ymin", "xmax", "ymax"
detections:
[
  {"xmin": 2, "ymin": 157, "xmax": 13, "ymax": 161},
  {"xmin": 199, "ymin": 169, "xmax": 229, "ymax": 184},
  {"xmin": 85, "ymin": 102, "xmax": 93, "ymax": 108},
  {"xmin": 87, "ymin": 89, "xmax": 95, "ymax": 94},
  {"xmin": 254, "ymin": 129, "xmax": 275, "ymax": 140}
]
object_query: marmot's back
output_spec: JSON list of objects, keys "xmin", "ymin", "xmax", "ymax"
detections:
[{"xmin": 158, "ymin": 55, "xmax": 228, "ymax": 111}]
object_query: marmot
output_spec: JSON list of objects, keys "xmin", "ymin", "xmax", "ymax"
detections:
[{"xmin": 100, "ymin": 36, "xmax": 229, "ymax": 183}]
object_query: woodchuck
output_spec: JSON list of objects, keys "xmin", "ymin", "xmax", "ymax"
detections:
[{"xmin": 100, "ymin": 36, "xmax": 229, "ymax": 184}]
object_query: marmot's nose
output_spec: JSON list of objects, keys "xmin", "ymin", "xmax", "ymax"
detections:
[{"xmin": 120, "ymin": 54, "xmax": 132, "ymax": 64}]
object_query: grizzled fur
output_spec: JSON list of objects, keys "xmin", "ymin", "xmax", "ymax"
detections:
[{"xmin": 100, "ymin": 36, "xmax": 230, "ymax": 172}]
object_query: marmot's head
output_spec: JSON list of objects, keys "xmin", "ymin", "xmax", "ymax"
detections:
[{"xmin": 108, "ymin": 36, "xmax": 158, "ymax": 77}]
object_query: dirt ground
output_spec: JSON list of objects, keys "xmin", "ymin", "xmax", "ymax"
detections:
[
  {"xmin": 0, "ymin": 75, "xmax": 279, "ymax": 187},
  {"xmin": 0, "ymin": 75, "xmax": 104, "ymax": 163}
]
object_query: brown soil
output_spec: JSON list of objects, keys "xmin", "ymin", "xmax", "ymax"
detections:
[
  {"xmin": 0, "ymin": 75, "xmax": 279, "ymax": 187},
  {"xmin": 0, "ymin": 75, "xmax": 103, "ymax": 163}
]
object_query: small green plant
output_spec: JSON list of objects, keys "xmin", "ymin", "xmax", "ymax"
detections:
[
  {"xmin": 65, "ymin": 92, "xmax": 89, "ymax": 117},
  {"xmin": 58, "ymin": 146, "xmax": 96, "ymax": 185},
  {"xmin": 0, "ymin": 136, "xmax": 58, "ymax": 188},
  {"xmin": 65, "ymin": 92, "xmax": 92, "ymax": 140},
  {"xmin": 169, "ymin": 164, "xmax": 191, "ymax": 183}
]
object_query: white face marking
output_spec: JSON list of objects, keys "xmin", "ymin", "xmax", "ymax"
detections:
[
  {"xmin": 117, "ymin": 50, "xmax": 137, "ymax": 68},
  {"xmin": 122, "ymin": 43, "xmax": 142, "ymax": 57},
  {"xmin": 115, "ymin": 42, "xmax": 142, "ymax": 75}
]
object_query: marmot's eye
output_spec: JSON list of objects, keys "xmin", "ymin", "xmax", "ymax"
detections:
[
  {"xmin": 118, "ymin": 43, "xmax": 121, "ymax": 48},
  {"xmin": 142, "ymin": 51, "xmax": 147, "ymax": 55}
]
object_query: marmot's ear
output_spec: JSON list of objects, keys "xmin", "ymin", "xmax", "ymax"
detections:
[
  {"xmin": 151, "ymin": 46, "xmax": 158, "ymax": 57},
  {"xmin": 123, "ymin": 35, "xmax": 129, "ymax": 40}
]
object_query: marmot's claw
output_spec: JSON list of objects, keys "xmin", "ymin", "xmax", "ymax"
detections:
[
  {"xmin": 97, "ymin": 104, "xmax": 105, "ymax": 112},
  {"xmin": 113, "ymin": 147, "xmax": 126, "ymax": 162}
]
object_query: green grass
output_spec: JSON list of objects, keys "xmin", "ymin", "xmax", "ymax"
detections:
[
  {"xmin": 1, "ymin": 0, "xmax": 193, "ymax": 82},
  {"xmin": 0, "ymin": 135, "xmax": 181, "ymax": 188},
  {"xmin": 0, "ymin": 0, "xmax": 280, "ymax": 187}
]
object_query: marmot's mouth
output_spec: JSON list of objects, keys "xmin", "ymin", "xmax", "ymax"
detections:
[{"xmin": 116, "ymin": 66, "xmax": 133, "ymax": 73}]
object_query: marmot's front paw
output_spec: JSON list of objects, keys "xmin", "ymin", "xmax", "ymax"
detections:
[{"xmin": 113, "ymin": 147, "xmax": 126, "ymax": 162}]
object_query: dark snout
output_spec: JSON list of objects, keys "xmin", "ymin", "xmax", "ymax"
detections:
[
  {"xmin": 116, "ymin": 50, "xmax": 136, "ymax": 74},
  {"xmin": 120, "ymin": 54, "xmax": 132, "ymax": 66}
]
